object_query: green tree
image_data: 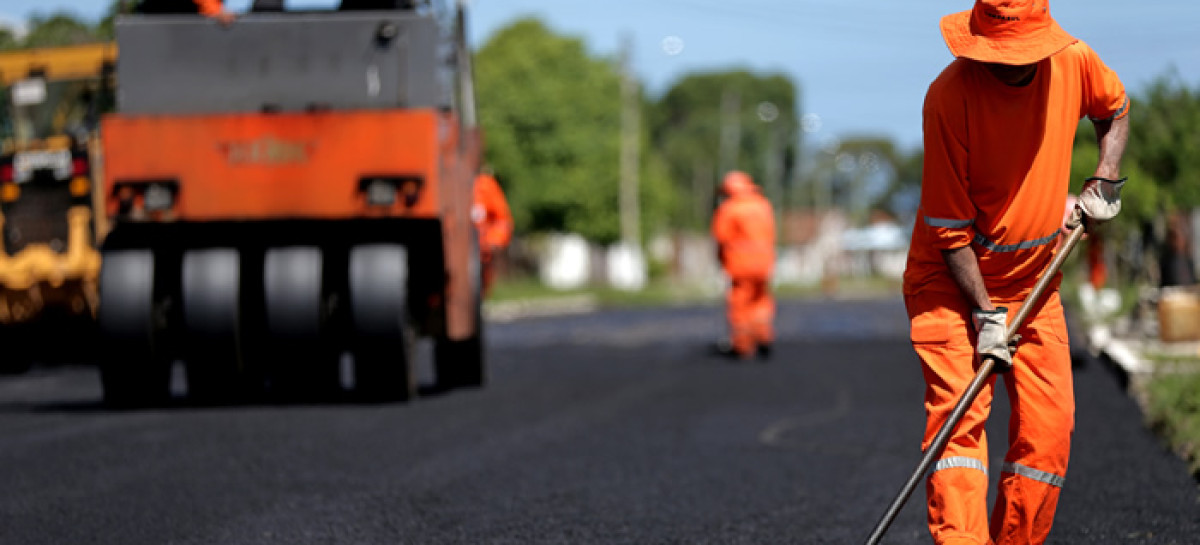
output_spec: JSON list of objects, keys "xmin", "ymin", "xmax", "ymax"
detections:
[
  {"xmin": 21, "ymin": 13, "xmax": 98, "ymax": 48},
  {"xmin": 0, "ymin": 26, "xmax": 19, "ymax": 50},
  {"xmin": 1067, "ymin": 73, "xmax": 1200, "ymax": 287},
  {"xmin": 1068, "ymin": 74, "xmax": 1200, "ymax": 237},
  {"xmin": 797, "ymin": 136, "xmax": 922, "ymax": 223},
  {"xmin": 649, "ymin": 70, "xmax": 800, "ymax": 228},
  {"xmin": 474, "ymin": 18, "xmax": 676, "ymax": 244},
  {"xmin": 1123, "ymin": 74, "xmax": 1200, "ymax": 210},
  {"xmin": 97, "ymin": 1, "xmax": 131, "ymax": 41}
]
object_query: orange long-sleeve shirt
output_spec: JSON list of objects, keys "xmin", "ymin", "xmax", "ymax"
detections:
[
  {"xmin": 713, "ymin": 184, "xmax": 776, "ymax": 280},
  {"xmin": 903, "ymin": 41, "xmax": 1128, "ymax": 299}
]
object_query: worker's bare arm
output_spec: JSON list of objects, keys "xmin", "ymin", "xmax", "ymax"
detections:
[
  {"xmin": 942, "ymin": 245, "xmax": 994, "ymax": 311},
  {"xmin": 1092, "ymin": 113, "xmax": 1129, "ymax": 179},
  {"xmin": 1077, "ymin": 113, "xmax": 1130, "ymax": 227}
]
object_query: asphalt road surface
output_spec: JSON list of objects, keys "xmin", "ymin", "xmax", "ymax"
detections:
[{"xmin": 1, "ymin": 297, "xmax": 1197, "ymax": 544}]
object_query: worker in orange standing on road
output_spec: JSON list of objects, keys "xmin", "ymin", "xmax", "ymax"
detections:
[
  {"xmin": 471, "ymin": 169, "xmax": 513, "ymax": 297},
  {"xmin": 903, "ymin": 1, "xmax": 1130, "ymax": 544},
  {"xmin": 712, "ymin": 171, "xmax": 776, "ymax": 361}
]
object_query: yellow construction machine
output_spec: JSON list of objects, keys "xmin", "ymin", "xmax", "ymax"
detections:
[{"xmin": 0, "ymin": 43, "xmax": 115, "ymax": 372}]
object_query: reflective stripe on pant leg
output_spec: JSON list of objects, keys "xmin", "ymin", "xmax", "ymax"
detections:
[
  {"xmin": 991, "ymin": 291, "xmax": 1073, "ymax": 545},
  {"xmin": 934, "ymin": 456, "xmax": 988, "ymax": 476},
  {"xmin": 1001, "ymin": 462, "xmax": 1064, "ymax": 487},
  {"xmin": 906, "ymin": 292, "xmax": 996, "ymax": 545}
]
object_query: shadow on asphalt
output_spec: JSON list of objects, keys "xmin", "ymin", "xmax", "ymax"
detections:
[{"xmin": 0, "ymin": 378, "xmax": 466, "ymax": 415}]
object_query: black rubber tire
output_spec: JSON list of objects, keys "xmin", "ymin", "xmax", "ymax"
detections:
[
  {"xmin": 0, "ymin": 323, "xmax": 34, "ymax": 375},
  {"xmin": 181, "ymin": 248, "xmax": 244, "ymax": 403},
  {"xmin": 97, "ymin": 249, "xmax": 170, "ymax": 408},
  {"xmin": 264, "ymin": 247, "xmax": 323, "ymax": 340},
  {"xmin": 263, "ymin": 246, "xmax": 336, "ymax": 398},
  {"xmin": 349, "ymin": 244, "xmax": 417, "ymax": 402}
]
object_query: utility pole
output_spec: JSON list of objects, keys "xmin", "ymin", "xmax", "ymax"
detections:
[
  {"xmin": 717, "ymin": 89, "xmax": 742, "ymax": 180},
  {"xmin": 763, "ymin": 121, "xmax": 786, "ymax": 242},
  {"xmin": 692, "ymin": 159, "xmax": 713, "ymax": 227},
  {"xmin": 619, "ymin": 33, "xmax": 641, "ymax": 248},
  {"xmin": 789, "ymin": 122, "xmax": 805, "ymax": 210},
  {"xmin": 712, "ymin": 89, "xmax": 742, "ymax": 228},
  {"xmin": 456, "ymin": 0, "xmax": 477, "ymax": 130}
]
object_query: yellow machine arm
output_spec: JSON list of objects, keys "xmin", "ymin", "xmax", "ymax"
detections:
[{"xmin": 0, "ymin": 42, "xmax": 118, "ymax": 86}]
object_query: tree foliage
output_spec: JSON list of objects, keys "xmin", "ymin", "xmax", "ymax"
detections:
[
  {"xmin": 97, "ymin": 0, "xmax": 132, "ymax": 41},
  {"xmin": 0, "ymin": 1, "xmax": 124, "ymax": 51},
  {"xmin": 1070, "ymin": 74, "xmax": 1200, "ymax": 236},
  {"xmin": 20, "ymin": 13, "xmax": 97, "ymax": 48},
  {"xmin": 0, "ymin": 27, "xmax": 19, "ymax": 50},
  {"xmin": 1124, "ymin": 75, "xmax": 1200, "ymax": 210},
  {"xmin": 649, "ymin": 70, "xmax": 799, "ymax": 228},
  {"xmin": 474, "ymin": 18, "xmax": 676, "ymax": 244}
]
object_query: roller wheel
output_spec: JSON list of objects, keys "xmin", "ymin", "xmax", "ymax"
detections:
[
  {"xmin": 435, "ymin": 231, "xmax": 485, "ymax": 389},
  {"xmin": 181, "ymin": 248, "xmax": 244, "ymax": 403},
  {"xmin": 349, "ymin": 244, "xmax": 417, "ymax": 402},
  {"xmin": 97, "ymin": 249, "xmax": 170, "ymax": 407},
  {"xmin": 0, "ymin": 323, "xmax": 34, "ymax": 375},
  {"xmin": 263, "ymin": 246, "xmax": 336, "ymax": 398}
]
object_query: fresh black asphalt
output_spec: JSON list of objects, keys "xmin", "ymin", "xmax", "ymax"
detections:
[{"xmin": 0, "ymin": 297, "xmax": 1196, "ymax": 544}]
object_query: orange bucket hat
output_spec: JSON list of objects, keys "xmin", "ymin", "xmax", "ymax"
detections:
[{"xmin": 940, "ymin": 0, "xmax": 1077, "ymax": 65}]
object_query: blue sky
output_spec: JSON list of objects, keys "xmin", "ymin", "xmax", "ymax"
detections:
[{"xmin": 3, "ymin": 0, "xmax": 1198, "ymax": 151}]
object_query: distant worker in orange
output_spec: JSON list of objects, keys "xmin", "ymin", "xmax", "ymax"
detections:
[
  {"xmin": 712, "ymin": 170, "xmax": 776, "ymax": 361},
  {"xmin": 903, "ymin": 1, "xmax": 1129, "ymax": 544},
  {"xmin": 471, "ymin": 168, "xmax": 513, "ymax": 297},
  {"xmin": 135, "ymin": 0, "xmax": 237, "ymax": 25}
]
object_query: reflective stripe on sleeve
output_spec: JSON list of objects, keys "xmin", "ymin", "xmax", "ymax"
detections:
[
  {"xmin": 1090, "ymin": 96, "xmax": 1130, "ymax": 122},
  {"xmin": 1002, "ymin": 462, "xmax": 1065, "ymax": 487},
  {"xmin": 932, "ymin": 456, "xmax": 988, "ymax": 476},
  {"xmin": 924, "ymin": 216, "xmax": 975, "ymax": 229},
  {"xmin": 973, "ymin": 230, "xmax": 1061, "ymax": 253}
]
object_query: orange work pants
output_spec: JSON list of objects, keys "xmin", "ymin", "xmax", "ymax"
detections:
[
  {"xmin": 726, "ymin": 277, "xmax": 774, "ymax": 356},
  {"xmin": 905, "ymin": 289, "xmax": 1073, "ymax": 545}
]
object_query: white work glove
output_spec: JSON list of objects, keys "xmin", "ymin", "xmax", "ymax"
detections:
[
  {"xmin": 971, "ymin": 307, "xmax": 1012, "ymax": 373},
  {"xmin": 1077, "ymin": 176, "xmax": 1127, "ymax": 223}
]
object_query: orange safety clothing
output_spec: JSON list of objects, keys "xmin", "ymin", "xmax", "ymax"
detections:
[
  {"xmin": 713, "ymin": 171, "xmax": 776, "ymax": 357},
  {"xmin": 714, "ymin": 171, "xmax": 776, "ymax": 280},
  {"xmin": 903, "ymin": 40, "xmax": 1128, "ymax": 545},
  {"xmin": 907, "ymin": 289, "xmax": 1072, "ymax": 545},
  {"xmin": 940, "ymin": 0, "xmax": 1076, "ymax": 66},
  {"xmin": 471, "ymin": 173, "xmax": 513, "ymax": 295},
  {"xmin": 726, "ymin": 278, "xmax": 774, "ymax": 356},
  {"xmin": 904, "ymin": 41, "xmax": 1128, "ymax": 301},
  {"xmin": 135, "ymin": 0, "xmax": 225, "ymax": 16},
  {"xmin": 194, "ymin": 0, "xmax": 224, "ymax": 16}
]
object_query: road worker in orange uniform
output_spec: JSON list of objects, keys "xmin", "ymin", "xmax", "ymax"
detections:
[
  {"xmin": 712, "ymin": 171, "xmax": 776, "ymax": 360},
  {"xmin": 903, "ymin": 1, "xmax": 1129, "ymax": 544},
  {"xmin": 471, "ymin": 170, "xmax": 513, "ymax": 297}
]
